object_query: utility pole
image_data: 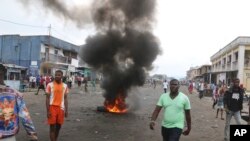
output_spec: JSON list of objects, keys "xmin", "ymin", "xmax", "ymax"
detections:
[
  {"xmin": 46, "ymin": 24, "xmax": 51, "ymax": 75},
  {"xmin": 48, "ymin": 24, "xmax": 51, "ymax": 61}
]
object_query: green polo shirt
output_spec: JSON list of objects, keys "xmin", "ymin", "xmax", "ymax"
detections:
[{"xmin": 157, "ymin": 92, "xmax": 191, "ymax": 129}]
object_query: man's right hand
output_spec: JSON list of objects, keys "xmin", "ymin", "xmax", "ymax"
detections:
[{"xmin": 149, "ymin": 121, "xmax": 155, "ymax": 130}]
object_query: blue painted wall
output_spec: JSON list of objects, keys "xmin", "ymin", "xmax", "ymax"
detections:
[{"xmin": 0, "ymin": 35, "xmax": 80, "ymax": 76}]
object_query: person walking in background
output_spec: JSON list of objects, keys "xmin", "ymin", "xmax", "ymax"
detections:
[
  {"xmin": 46, "ymin": 70, "xmax": 69, "ymax": 141},
  {"xmin": 45, "ymin": 75, "xmax": 51, "ymax": 87},
  {"xmin": 149, "ymin": 79, "xmax": 191, "ymax": 141},
  {"xmin": 199, "ymin": 81, "xmax": 204, "ymax": 99},
  {"xmin": 153, "ymin": 79, "xmax": 156, "ymax": 89},
  {"xmin": 223, "ymin": 78, "xmax": 244, "ymax": 141},
  {"xmin": 212, "ymin": 85, "xmax": 219, "ymax": 109},
  {"xmin": 77, "ymin": 75, "xmax": 82, "ymax": 87},
  {"xmin": 216, "ymin": 86, "xmax": 225, "ymax": 120},
  {"xmin": 188, "ymin": 81, "xmax": 193, "ymax": 94},
  {"xmin": 36, "ymin": 75, "xmax": 40, "ymax": 88},
  {"xmin": 240, "ymin": 84, "xmax": 248, "ymax": 101},
  {"xmin": 83, "ymin": 77, "xmax": 88, "ymax": 92},
  {"xmin": 0, "ymin": 71, "xmax": 38, "ymax": 141},
  {"xmin": 66, "ymin": 76, "xmax": 72, "ymax": 89},
  {"xmin": 163, "ymin": 80, "xmax": 168, "ymax": 93},
  {"xmin": 31, "ymin": 76, "xmax": 36, "ymax": 88},
  {"xmin": 35, "ymin": 75, "xmax": 46, "ymax": 95}
]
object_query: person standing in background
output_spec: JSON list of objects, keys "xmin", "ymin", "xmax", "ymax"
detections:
[{"xmin": 163, "ymin": 80, "xmax": 168, "ymax": 93}]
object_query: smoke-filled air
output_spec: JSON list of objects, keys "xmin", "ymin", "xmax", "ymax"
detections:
[{"xmin": 19, "ymin": 0, "xmax": 161, "ymax": 108}]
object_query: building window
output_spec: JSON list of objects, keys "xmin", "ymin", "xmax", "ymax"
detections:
[
  {"xmin": 8, "ymin": 72, "xmax": 20, "ymax": 80},
  {"xmin": 45, "ymin": 48, "xmax": 49, "ymax": 53},
  {"xmin": 234, "ymin": 52, "xmax": 238, "ymax": 61},
  {"xmin": 227, "ymin": 55, "xmax": 231, "ymax": 63},
  {"xmin": 43, "ymin": 68, "xmax": 51, "ymax": 75},
  {"xmin": 54, "ymin": 49, "xmax": 58, "ymax": 55}
]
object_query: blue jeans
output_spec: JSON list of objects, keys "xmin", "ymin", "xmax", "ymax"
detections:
[
  {"xmin": 224, "ymin": 110, "xmax": 241, "ymax": 141},
  {"xmin": 161, "ymin": 127, "xmax": 183, "ymax": 141}
]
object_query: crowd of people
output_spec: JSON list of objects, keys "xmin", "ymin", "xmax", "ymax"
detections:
[
  {"xmin": 1, "ymin": 68, "xmax": 249, "ymax": 141},
  {"xmin": 19, "ymin": 74, "xmax": 90, "ymax": 95},
  {"xmin": 150, "ymin": 78, "xmax": 249, "ymax": 141}
]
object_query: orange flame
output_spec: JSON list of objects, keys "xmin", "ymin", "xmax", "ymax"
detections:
[{"xmin": 104, "ymin": 95, "xmax": 127, "ymax": 113}]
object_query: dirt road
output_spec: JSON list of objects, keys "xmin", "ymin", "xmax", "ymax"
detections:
[{"xmin": 16, "ymin": 84, "xmax": 248, "ymax": 141}]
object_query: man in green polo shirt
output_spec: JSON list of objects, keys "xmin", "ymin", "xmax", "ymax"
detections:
[{"xmin": 149, "ymin": 79, "xmax": 191, "ymax": 141}]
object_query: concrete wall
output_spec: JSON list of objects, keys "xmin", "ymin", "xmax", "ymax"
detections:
[{"xmin": 4, "ymin": 80, "xmax": 20, "ymax": 90}]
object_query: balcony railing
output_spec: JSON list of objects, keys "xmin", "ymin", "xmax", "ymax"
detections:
[
  {"xmin": 232, "ymin": 61, "xmax": 238, "ymax": 70},
  {"xmin": 221, "ymin": 64, "xmax": 226, "ymax": 70},
  {"xmin": 41, "ymin": 53, "xmax": 71, "ymax": 64},
  {"xmin": 211, "ymin": 67, "xmax": 221, "ymax": 72},
  {"xmin": 227, "ymin": 62, "xmax": 231, "ymax": 70}
]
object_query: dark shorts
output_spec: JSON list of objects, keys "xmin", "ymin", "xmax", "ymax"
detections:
[
  {"xmin": 161, "ymin": 127, "xmax": 182, "ymax": 141},
  {"xmin": 39, "ymin": 84, "xmax": 45, "ymax": 89}
]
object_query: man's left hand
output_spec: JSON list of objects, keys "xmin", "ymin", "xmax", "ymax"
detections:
[
  {"xmin": 65, "ymin": 111, "xmax": 68, "ymax": 118},
  {"xmin": 182, "ymin": 128, "xmax": 191, "ymax": 136}
]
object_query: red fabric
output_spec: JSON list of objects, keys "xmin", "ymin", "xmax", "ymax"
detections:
[{"xmin": 47, "ymin": 105, "xmax": 65, "ymax": 125}]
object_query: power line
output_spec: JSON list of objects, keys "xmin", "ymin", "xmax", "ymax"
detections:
[
  {"xmin": 0, "ymin": 18, "xmax": 48, "ymax": 28},
  {"xmin": 0, "ymin": 18, "xmax": 79, "ymax": 44},
  {"xmin": 51, "ymin": 27, "xmax": 77, "ymax": 44}
]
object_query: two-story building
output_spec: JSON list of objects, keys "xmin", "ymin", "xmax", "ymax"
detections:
[
  {"xmin": 210, "ymin": 36, "xmax": 250, "ymax": 92},
  {"xmin": 0, "ymin": 35, "xmax": 84, "ymax": 76},
  {"xmin": 197, "ymin": 65, "xmax": 211, "ymax": 83},
  {"xmin": 187, "ymin": 65, "xmax": 211, "ymax": 82},
  {"xmin": 186, "ymin": 66, "xmax": 200, "ymax": 81}
]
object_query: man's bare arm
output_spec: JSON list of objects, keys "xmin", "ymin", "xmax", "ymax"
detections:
[
  {"xmin": 183, "ymin": 109, "xmax": 191, "ymax": 135},
  {"xmin": 149, "ymin": 106, "xmax": 162, "ymax": 130}
]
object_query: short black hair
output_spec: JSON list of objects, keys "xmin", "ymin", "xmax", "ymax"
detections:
[
  {"xmin": 233, "ymin": 78, "xmax": 240, "ymax": 82},
  {"xmin": 55, "ymin": 70, "xmax": 63, "ymax": 75},
  {"xmin": 170, "ymin": 79, "xmax": 179, "ymax": 84}
]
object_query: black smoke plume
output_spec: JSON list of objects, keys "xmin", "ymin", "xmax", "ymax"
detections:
[
  {"xmin": 81, "ymin": 0, "xmax": 161, "ymax": 104},
  {"xmin": 18, "ymin": 0, "xmax": 161, "ymax": 106},
  {"xmin": 19, "ymin": 0, "xmax": 92, "ymax": 28}
]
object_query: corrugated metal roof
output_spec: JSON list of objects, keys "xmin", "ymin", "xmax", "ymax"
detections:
[{"xmin": 0, "ymin": 63, "xmax": 27, "ymax": 69}]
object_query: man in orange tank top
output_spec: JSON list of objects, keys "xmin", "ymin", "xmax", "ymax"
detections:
[{"xmin": 46, "ymin": 70, "xmax": 69, "ymax": 141}]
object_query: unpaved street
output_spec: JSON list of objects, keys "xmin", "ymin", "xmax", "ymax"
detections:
[{"xmin": 16, "ymin": 85, "xmax": 248, "ymax": 141}]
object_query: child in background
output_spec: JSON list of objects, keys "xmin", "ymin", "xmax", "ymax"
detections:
[
  {"xmin": 212, "ymin": 86, "xmax": 219, "ymax": 109},
  {"xmin": 216, "ymin": 86, "xmax": 225, "ymax": 120}
]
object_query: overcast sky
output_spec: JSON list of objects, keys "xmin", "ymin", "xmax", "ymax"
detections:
[{"xmin": 1, "ymin": 0, "xmax": 250, "ymax": 78}]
